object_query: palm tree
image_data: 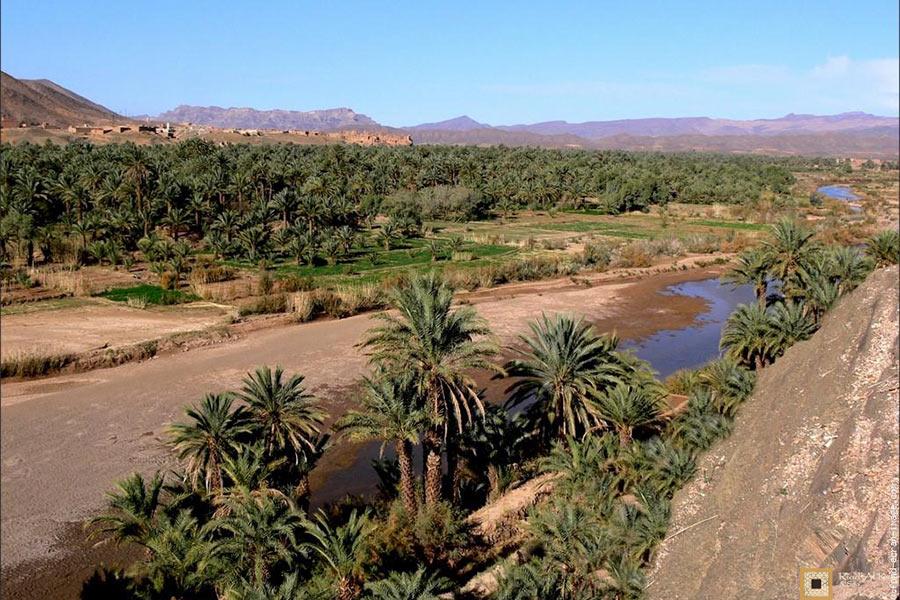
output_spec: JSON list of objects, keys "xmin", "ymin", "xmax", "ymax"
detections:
[
  {"xmin": 503, "ymin": 314, "xmax": 629, "ymax": 444},
  {"xmin": 142, "ymin": 510, "xmax": 217, "ymax": 598},
  {"xmin": 588, "ymin": 383, "xmax": 664, "ymax": 447},
  {"xmin": 720, "ymin": 303, "xmax": 775, "ymax": 370},
  {"xmin": 89, "ymin": 472, "xmax": 165, "ymax": 549},
  {"xmin": 722, "ymin": 247, "xmax": 769, "ymax": 306},
  {"xmin": 304, "ymin": 509, "xmax": 375, "ymax": 600},
  {"xmin": 866, "ymin": 230, "xmax": 899, "ymax": 267},
  {"xmin": 237, "ymin": 366, "xmax": 325, "ymax": 459},
  {"xmin": 827, "ymin": 246, "xmax": 873, "ymax": 295},
  {"xmin": 767, "ymin": 301, "xmax": 817, "ymax": 356},
  {"xmin": 361, "ymin": 272, "xmax": 498, "ymax": 505},
  {"xmin": 762, "ymin": 219, "xmax": 818, "ymax": 298},
  {"xmin": 168, "ymin": 393, "xmax": 251, "ymax": 493},
  {"xmin": 212, "ymin": 495, "xmax": 304, "ymax": 588},
  {"xmin": 364, "ymin": 568, "xmax": 451, "ymax": 600},
  {"xmin": 336, "ymin": 371, "xmax": 427, "ymax": 515}
]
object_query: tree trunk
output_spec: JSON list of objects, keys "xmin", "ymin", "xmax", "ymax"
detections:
[
  {"xmin": 487, "ymin": 464, "xmax": 501, "ymax": 502},
  {"xmin": 396, "ymin": 440, "xmax": 417, "ymax": 515},
  {"xmin": 618, "ymin": 426, "xmax": 632, "ymax": 447},
  {"xmin": 423, "ymin": 429, "xmax": 443, "ymax": 506},
  {"xmin": 754, "ymin": 355, "xmax": 764, "ymax": 371},
  {"xmin": 295, "ymin": 474, "xmax": 311, "ymax": 514}
]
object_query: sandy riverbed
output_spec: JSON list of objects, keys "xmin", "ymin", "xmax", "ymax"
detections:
[{"xmin": 0, "ymin": 265, "xmax": 723, "ymax": 599}]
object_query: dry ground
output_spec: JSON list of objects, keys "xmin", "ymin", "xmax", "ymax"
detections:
[
  {"xmin": 0, "ymin": 299, "xmax": 231, "ymax": 358},
  {"xmin": 0, "ymin": 266, "xmax": 722, "ymax": 599}
]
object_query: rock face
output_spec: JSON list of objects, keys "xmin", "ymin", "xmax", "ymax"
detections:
[
  {"xmin": 648, "ymin": 266, "xmax": 899, "ymax": 599},
  {"xmin": 0, "ymin": 71, "xmax": 123, "ymax": 126},
  {"xmin": 156, "ymin": 105, "xmax": 379, "ymax": 131}
]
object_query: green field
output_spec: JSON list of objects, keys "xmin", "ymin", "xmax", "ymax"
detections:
[{"xmin": 101, "ymin": 284, "xmax": 198, "ymax": 305}]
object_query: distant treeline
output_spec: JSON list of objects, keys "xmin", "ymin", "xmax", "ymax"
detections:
[{"xmin": 0, "ymin": 140, "xmax": 841, "ymax": 262}]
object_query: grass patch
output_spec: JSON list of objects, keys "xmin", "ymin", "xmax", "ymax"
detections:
[
  {"xmin": 689, "ymin": 219, "xmax": 768, "ymax": 231},
  {"xmin": 536, "ymin": 221, "xmax": 651, "ymax": 238},
  {"xmin": 101, "ymin": 284, "xmax": 198, "ymax": 305}
]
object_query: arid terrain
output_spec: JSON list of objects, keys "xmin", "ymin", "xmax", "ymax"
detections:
[
  {"xmin": 649, "ymin": 266, "xmax": 900, "ymax": 599},
  {"xmin": 0, "ymin": 266, "xmax": 723, "ymax": 599}
]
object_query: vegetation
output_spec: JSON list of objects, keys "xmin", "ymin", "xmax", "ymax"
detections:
[{"xmin": 75, "ymin": 217, "xmax": 884, "ymax": 599}]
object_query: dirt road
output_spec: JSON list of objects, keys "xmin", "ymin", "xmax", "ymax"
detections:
[{"xmin": 0, "ymin": 267, "xmax": 719, "ymax": 597}]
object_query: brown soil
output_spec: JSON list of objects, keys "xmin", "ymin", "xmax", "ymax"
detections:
[
  {"xmin": 1, "ymin": 299, "xmax": 230, "ymax": 358},
  {"xmin": 0, "ymin": 265, "xmax": 723, "ymax": 599},
  {"xmin": 648, "ymin": 266, "xmax": 900, "ymax": 599}
]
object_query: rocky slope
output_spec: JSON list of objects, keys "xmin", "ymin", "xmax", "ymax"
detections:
[
  {"xmin": 648, "ymin": 266, "xmax": 899, "ymax": 599},
  {"xmin": 155, "ymin": 105, "xmax": 379, "ymax": 131},
  {"xmin": 0, "ymin": 71, "xmax": 123, "ymax": 126}
]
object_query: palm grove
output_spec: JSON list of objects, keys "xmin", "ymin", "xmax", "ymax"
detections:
[
  {"xmin": 1, "ymin": 140, "xmax": 805, "ymax": 272},
  {"xmin": 80, "ymin": 211, "xmax": 897, "ymax": 598}
]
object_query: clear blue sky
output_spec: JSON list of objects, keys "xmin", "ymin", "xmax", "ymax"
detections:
[{"xmin": 2, "ymin": 1, "xmax": 897, "ymax": 125}]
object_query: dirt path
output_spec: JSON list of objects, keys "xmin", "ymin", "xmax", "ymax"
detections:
[
  {"xmin": 0, "ymin": 266, "xmax": 722, "ymax": 597},
  {"xmin": 1, "ymin": 299, "xmax": 230, "ymax": 357}
]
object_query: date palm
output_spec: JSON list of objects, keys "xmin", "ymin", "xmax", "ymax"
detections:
[
  {"xmin": 212, "ymin": 495, "xmax": 304, "ymax": 588},
  {"xmin": 236, "ymin": 366, "xmax": 326, "ymax": 460},
  {"xmin": 304, "ymin": 509, "xmax": 375, "ymax": 600},
  {"xmin": 767, "ymin": 301, "xmax": 817, "ymax": 356},
  {"xmin": 762, "ymin": 219, "xmax": 817, "ymax": 298},
  {"xmin": 866, "ymin": 230, "xmax": 899, "ymax": 267},
  {"xmin": 722, "ymin": 247, "xmax": 769, "ymax": 306},
  {"xmin": 588, "ymin": 383, "xmax": 664, "ymax": 447},
  {"xmin": 719, "ymin": 303, "xmax": 775, "ymax": 370},
  {"xmin": 361, "ymin": 272, "xmax": 498, "ymax": 505},
  {"xmin": 168, "ymin": 393, "xmax": 251, "ymax": 493},
  {"xmin": 89, "ymin": 472, "xmax": 165, "ymax": 549},
  {"xmin": 337, "ymin": 371, "xmax": 427, "ymax": 515},
  {"xmin": 503, "ymin": 314, "xmax": 629, "ymax": 444},
  {"xmin": 364, "ymin": 568, "xmax": 451, "ymax": 600}
]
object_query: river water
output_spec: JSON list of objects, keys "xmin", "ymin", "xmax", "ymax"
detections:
[{"xmin": 310, "ymin": 276, "xmax": 754, "ymax": 505}]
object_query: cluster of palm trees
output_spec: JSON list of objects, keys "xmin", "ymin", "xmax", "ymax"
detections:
[
  {"xmin": 1, "ymin": 140, "xmax": 806, "ymax": 268},
  {"xmin": 720, "ymin": 221, "xmax": 897, "ymax": 369},
  {"xmin": 84, "ymin": 221, "xmax": 892, "ymax": 599}
]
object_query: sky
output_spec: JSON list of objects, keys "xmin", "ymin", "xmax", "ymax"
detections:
[{"xmin": 1, "ymin": 1, "xmax": 898, "ymax": 126}]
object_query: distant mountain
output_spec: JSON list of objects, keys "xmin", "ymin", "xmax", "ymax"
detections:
[
  {"xmin": 0, "ymin": 71, "xmax": 124, "ymax": 126},
  {"xmin": 407, "ymin": 115, "xmax": 490, "ymax": 131},
  {"xmin": 480, "ymin": 112, "xmax": 899, "ymax": 139},
  {"xmin": 155, "ymin": 105, "xmax": 380, "ymax": 131}
]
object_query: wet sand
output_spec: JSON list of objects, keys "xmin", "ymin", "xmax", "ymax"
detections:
[{"xmin": 0, "ymin": 265, "xmax": 723, "ymax": 599}]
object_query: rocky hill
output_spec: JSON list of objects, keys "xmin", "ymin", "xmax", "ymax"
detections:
[
  {"xmin": 155, "ymin": 105, "xmax": 379, "ymax": 131},
  {"xmin": 0, "ymin": 71, "xmax": 123, "ymax": 126},
  {"xmin": 648, "ymin": 266, "xmax": 899, "ymax": 599}
]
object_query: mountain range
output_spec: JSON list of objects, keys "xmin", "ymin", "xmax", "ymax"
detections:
[{"xmin": 1, "ymin": 70, "xmax": 897, "ymax": 157}]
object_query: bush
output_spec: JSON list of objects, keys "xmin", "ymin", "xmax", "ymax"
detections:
[
  {"xmin": 159, "ymin": 271, "xmax": 177, "ymax": 291},
  {"xmin": 1, "ymin": 350, "xmax": 76, "ymax": 378},
  {"xmin": 257, "ymin": 270, "xmax": 274, "ymax": 295},
  {"xmin": 279, "ymin": 274, "xmax": 316, "ymax": 293},
  {"xmin": 580, "ymin": 241, "xmax": 613, "ymax": 270},
  {"xmin": 238, "ymin": 293, "xmax": 287, "ymax": 316}
]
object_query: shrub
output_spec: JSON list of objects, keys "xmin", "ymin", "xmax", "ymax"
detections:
[
  {"xmin": 451, "ymin": 251, "xmax": 474, "ymax": 262},
  {"xmin": 580, "ymin": 241, "xmax": 613, "ymax": 270},
  {"xmin": 288, "ymin": 291, "xmax": 317, "ymax": 322},
  {"xmin": 257, "ymin": 270, "xmax": 274, "ymax": 295},
  {"xmin": 279, "ymin": 274, "xmax": 316, "ymax": 293},
  {"xmin": 237, "ymin": 293, "xmax": 287, "ymax": 316},
  {"xmin": 159, "ymin": 271, "xmax": 177, "ymax": 291},
  {"xmin": 1, "ymin": 350, "xmax": 76, "ymax": 378}
]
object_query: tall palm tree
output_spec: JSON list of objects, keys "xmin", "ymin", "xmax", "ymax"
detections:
[
  {"xmin": 588, "ymin": 383, "xmax": 664, "ymax": 447},
  {"xmin": 721, "ymin": 247, "xmax": 769, "ymax": 306},
  {"xmin": 762, "ymin": 219, "xmax": 818, "ymax": 298},
  {"xmin": 304, "ymin": 509, "xmax": 375, "ymax": 600},
  {"xmin": 236, "ymin": 366, "xmax": 325, "ymax": 459},
  {"xmin": 364, "ymin": 568, "xmax": 451, "ymax": 600},
  {"xmin": 503, "ymin": 314, "xmax": 629, "ymax": 444},
  {"xmin": 168, "ymin": 394, "xmax": 251, "ymax": 494},
  {"xmin": 361, "ymin": 272, "xmax": 498, "ymax": 505},
  {"xmin": 720, "ymin": 303, "xmax": 775, "ymax": 370},
  {"xmin": 336, "ymin": 371, "xmax": 427, "ymax": 515}
]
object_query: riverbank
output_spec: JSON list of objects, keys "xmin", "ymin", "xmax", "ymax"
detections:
[{"xmin": 0, "ymin": 263, "xmax": 730, "ymax": 600}]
